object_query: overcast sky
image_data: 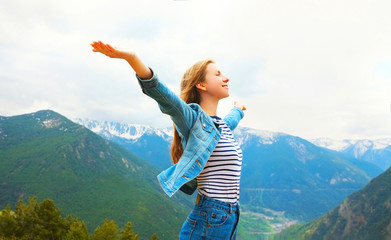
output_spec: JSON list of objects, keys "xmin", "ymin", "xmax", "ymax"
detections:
[{"xmin": 0, "ymin": 0, "xmax": 390, "ymax": 140}]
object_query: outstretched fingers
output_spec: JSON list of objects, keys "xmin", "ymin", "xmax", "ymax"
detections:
[
  {"xmin": 91, "ymin": 41, "xmax": 102, "ymax": 52},
  {"xmin": 90, "ymin": 40, "xmax": 136, "ymax": 59},
  {"xmin": 91, "ymin": 41, "xmax": 113, "ymax": 56},
  {"xmin": 99, "ymin": 41, "xmax": 109, "ymax": 52},
  {"xmin": 106, "ymin": 43, "xmax": 115, "ymax": 52}
]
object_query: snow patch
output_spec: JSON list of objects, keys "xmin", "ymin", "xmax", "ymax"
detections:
[
  {"xmin": 309, "ymin": 138, "xmax": 352, "ymax": 151},
  {"xmin": 372, "ymin": 138, "xmax": 391, "ymax": 150},
  {"xmin": 248, "ymin": 128, "xmax": 282, "ymax": 144},
  {"xmin": 310, "ymin": 137, "xmax": 391, "ymax": 153},
  {"xmin": 0, "ymin": 128, "xmax": 6, "ymax": 141},
  {"xmin": 330, "ymin": 178, "xmax": 337, "ymax": 185},
  {"xmin": 42, "ymin": 119, "xmax": 61, "ymax": 128},
  {"xmin": 121, "ymin": 158, "xmax": 129, "ymax": 168},
  {"xmin": 287, "ymin": 137, "xmax": 316, "ymax": 162},
  {"xmin": 292, "ymin": 189, "xmax": 301, "ymax": 194},
  {"xmin": 353, "ymin": 140, "xmax": 373, "ymax": 158},
  {"xmin": 233, "ymin": 127, "xmax": 284, "ymax": 146},
  {"xmin": 74, "ymin": 118, "xmax": 174, "ymax": 142}
]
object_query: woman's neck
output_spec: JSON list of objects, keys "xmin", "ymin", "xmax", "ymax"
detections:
[{"xmin": 199, "ymin": 98, "xmax": 219, "ymax": 116}]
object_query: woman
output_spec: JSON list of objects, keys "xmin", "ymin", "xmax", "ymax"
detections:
[{"xmin": 90, "ymin": 40, "xmax": 246, "ymax": 240}]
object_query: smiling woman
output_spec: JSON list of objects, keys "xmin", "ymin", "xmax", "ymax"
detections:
[{"xmin": 90, "ymin": 40, "xmax": 246, "ymax": 240}]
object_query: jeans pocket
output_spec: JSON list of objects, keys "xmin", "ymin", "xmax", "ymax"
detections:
[
  {"xmin": 187, "ymin": 209, "xmax": 207, "ymax": 224},
  {"xmin": 207, "ymin": 208, "xmax": 229, "ymax": 227}
]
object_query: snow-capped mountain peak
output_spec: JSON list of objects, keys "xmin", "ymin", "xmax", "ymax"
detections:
[
  {"xmin": 308, "ymin": 138, "xmax": 353, "ymax": 151},
  {"xmin": 309, "ymin": 138, "xmax": 391, "ymax": 152},
  {"xmin": 74, "ymin": 118, "xmax": 173, "ymax": 141},
  {"xmin": 309, "ymin": 137, "xmax": 391, "ymax": 170},
  {"xmin": 233, "ymin": 126, "xmax": 287, "ymax": 147}
]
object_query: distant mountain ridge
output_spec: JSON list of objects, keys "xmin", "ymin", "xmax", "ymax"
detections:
[
  {"xmin": 310, "ymin": 137, "xmax": 391, "ymax": 151},
  {"xmin": 74, "ymin": 118, "xmax": 175, "ymax": 170},
  {"xmin": 75, "ymin": 118, "xmax": 384, "ymax": 221},
  {"xmin": 75, "ymin": 118, "xmax": 173, "ymax": 141},
  {"xmin": 74, "ymin": 119, "xmax": 391, "ymax": 164},
  {"xmin": 310, "ymin": 137, "xmax": 391, "ymax": 170},
  {"xmin": 75, "ymin": 118, "xmax": 391, "ymax": 173},
  {"xmin": 73, "ymin": 118, "xmax": 289, "ymax": 145},
  {"xmin": 74, "ymin": 118, "xmax": 385, "ymax": 176}
]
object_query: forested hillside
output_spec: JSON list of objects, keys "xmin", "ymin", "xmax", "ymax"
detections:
[
  {"xmin": 0, "ymin": 110, "xmax": 193, "ymax": 239},
  {"xmin": 276, "ymin": 167, "xmax": 391, "ymax": 239}
]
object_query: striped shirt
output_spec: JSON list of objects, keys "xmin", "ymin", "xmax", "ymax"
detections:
[{"xmin": 196, "ymin": 115, "xmax": 243, "ymax": 203}]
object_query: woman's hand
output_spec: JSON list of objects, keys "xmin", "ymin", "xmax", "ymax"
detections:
[
  {"xmin": 90, "ymin": 41, "xmax": 135, "ymax": 59},
  {"xmin": 90, "ymin": 40, "xmax": 152, "ymax": 79},
  {"xmin": 234, "ymin": 101, "xmax": 246, "ymax": 111}
]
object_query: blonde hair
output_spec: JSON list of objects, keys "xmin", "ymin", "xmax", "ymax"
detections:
[{"xmin": 170, "ymin": 58, "xmax": 215, "ymax": 164}]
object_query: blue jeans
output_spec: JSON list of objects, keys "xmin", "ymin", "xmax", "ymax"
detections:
[{"xmin": 179, "ymin": 193, "xmax": 240, "ymax": 240}]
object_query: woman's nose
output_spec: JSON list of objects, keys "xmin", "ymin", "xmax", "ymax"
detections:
[{"xmin": 223, "ymin": 75, "xmax": 229, "ymax": 82}]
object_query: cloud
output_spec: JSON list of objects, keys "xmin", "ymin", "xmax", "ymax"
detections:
[{"xmin": 0, "ymin": 0, "xmax": 391, "ymax": 140}]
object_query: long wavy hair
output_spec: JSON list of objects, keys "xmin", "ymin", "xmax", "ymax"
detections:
[{"xmin": 170, "ymin": 58, "xmax": 215, "ymax": 164}]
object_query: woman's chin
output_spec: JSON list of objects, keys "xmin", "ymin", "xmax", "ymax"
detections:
[{"xmin": 217, "ymin": 92, "xmax": 230, "ymax": 100}]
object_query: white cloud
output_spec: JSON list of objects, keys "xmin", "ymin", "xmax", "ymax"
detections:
[{"xmin": 0, "ymin": 0, "xmax": 391, "ymax": 140}]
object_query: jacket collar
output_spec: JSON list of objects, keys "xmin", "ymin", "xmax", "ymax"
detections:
[{"xmin": 189, "ymin": 103, "xmax": 220, "ymax": 130}]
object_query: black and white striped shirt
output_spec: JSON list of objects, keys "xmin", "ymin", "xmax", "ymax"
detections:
[{"xmin": 197, "ymin": 115, "xmax": 243, "ymax": 203}]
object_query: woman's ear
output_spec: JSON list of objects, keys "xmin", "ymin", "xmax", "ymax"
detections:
[{"xmin": 196, "ymin": 82, "xmax": 207, "ymax": 92}]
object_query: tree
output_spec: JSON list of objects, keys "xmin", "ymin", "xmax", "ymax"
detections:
[
  {"xmin": 14, "ymin": 196, "xmax": 39, "ymax": 238},
  {"xmin": 34, "ymin": 198, "xmax": 68, "ymax": 239},
  {"xmin": 93, "ymin": 219, "xmax": 119, "ymax": 240},
  {"xmin": 0, "ymin": 204, "xmax": 17, "ymax": 238},
  {"xmin": 150, "ymin": 233, "xmax": 159, "ymax": 240},
  {"xmin": 120, "ymin": 221, "xmax": 138, "ymax": 240},
  {"xmin": 8, "ymin": 196, "xmax": 90, "ymax": 240},
  {"xmin": 0, "ymin": 196, "xmax": 153, "ymax": 240},
  {"xmin": 64, "ymin": 215, "xmax": 91, "ymax": 240}
]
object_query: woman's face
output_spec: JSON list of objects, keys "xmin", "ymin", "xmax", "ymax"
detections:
[{"xmin": 202, "ymin": 63, "xmax": 230, "ymax": 100}]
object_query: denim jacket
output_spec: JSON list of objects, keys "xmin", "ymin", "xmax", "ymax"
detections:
[{"xmin": 136, "ymin": 67, "xmax": 244, "ymax": 197}]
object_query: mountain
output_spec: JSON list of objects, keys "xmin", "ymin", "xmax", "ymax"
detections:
[
  {"xmin": 310, "ymin": 138, "xmax": 391, "ymax": 170},
  {"xmin": 234, "ymin": 127, "xmax": 382, "ymax": 221},
  {"xmin": 75, "ymin": 119, "xmax": 383, "ymax": 221},
  {"xmin": 276, "ymin": 166, "xmax": 391, "ymax": 239},
  {"xmin": 0, "ymin": 110, "xmax": 194, "ymax": 239},
  {"xmin": 74, "ymin": 119, "xmax": 174, "ymax": 171}
]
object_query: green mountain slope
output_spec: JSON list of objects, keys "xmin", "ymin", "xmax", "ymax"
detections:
[
  {"xmin": 276, "ymin": 167, "xmax": 391, "ymax": 239},
  {"xmin": 0, "ymin": 110, "xmax": 193, "ymax": 239},
  {"xmin": 237, "ymin": 131, "xmax": 374, "ymax": 221}
]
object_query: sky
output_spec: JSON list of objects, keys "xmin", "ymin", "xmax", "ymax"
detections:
[{"xmin": 0, "ymin": 0, "xmax": 390, "ymax": 141}]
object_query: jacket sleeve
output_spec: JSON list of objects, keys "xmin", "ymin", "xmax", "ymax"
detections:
[
  {"xmin": 223, "ymin": 106, "xmax": 244, "ymax": 131},
  {"xmin": 135, "ymin": 67, "xmax": 196, "ymax": 139}
]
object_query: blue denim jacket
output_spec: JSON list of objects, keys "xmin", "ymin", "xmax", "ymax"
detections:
[{"xmin": 136, "ymin": 67, "xmax": 244, "ymax": 197}]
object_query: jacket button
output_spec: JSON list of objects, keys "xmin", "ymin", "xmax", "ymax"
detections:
[{"xmin": 202, "ymin": 123, "xmax": 206, "ymax": 127}]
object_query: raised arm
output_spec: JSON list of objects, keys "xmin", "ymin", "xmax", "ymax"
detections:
[
  {"xmin": 90, "ymin": 40, "xmax": 152, "ymax": 79},
  {"xmin": 90, "ymin": 40, "xmax": 197, "ymax": 139}
]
